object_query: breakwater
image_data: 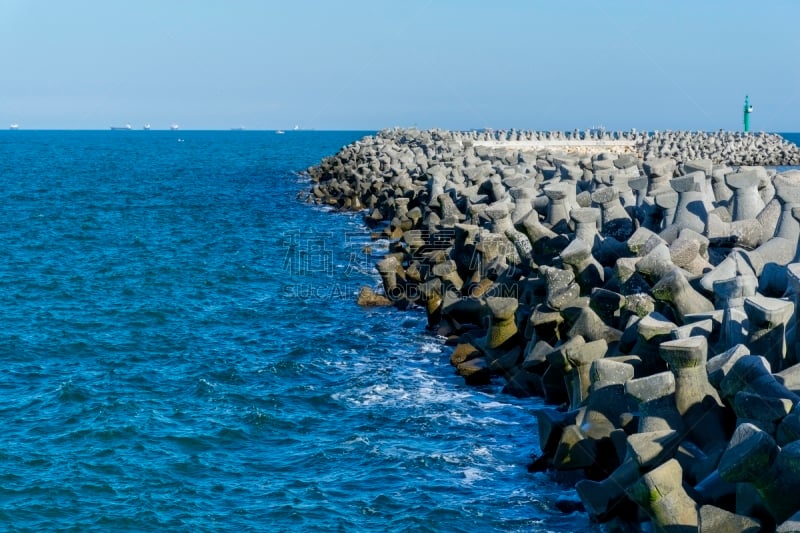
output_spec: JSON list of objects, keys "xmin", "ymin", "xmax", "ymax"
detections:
[{"xmin": 305, "ymin": 128, "xmax": 800, "ymax": 531}]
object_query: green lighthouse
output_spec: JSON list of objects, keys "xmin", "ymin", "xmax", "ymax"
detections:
[{"xmin": 743, "ymin": 95, "xmax": 753, "ymax": 132}]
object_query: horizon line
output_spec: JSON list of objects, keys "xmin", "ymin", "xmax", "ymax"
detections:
[
  {"xmin": 0, "ymin": 128, "xmax": 378, "ymax": 132},
  {"xmin": 2, "ymin": 128, "xmax": 799, "ymax": 134}
]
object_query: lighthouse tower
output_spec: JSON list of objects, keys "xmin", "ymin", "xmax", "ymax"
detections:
[{"xmin": 743, "ymin": 95, "xmax": 753, "ymax": 132}]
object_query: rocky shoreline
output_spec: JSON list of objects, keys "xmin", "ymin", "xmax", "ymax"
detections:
[{"xmin": 303, "ymin": 129, "xmax": 800, "ymax": 532}]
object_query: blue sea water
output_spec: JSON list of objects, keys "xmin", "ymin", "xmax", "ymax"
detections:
[
  {"xmin": 0, "ymin": 130, "xmax": 585, "ymax": 532},
  {"xmin": 781, "ymin": 132, "xmax": 800, "ymax": 147}
]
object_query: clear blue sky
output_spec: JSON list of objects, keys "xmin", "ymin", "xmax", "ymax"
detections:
[{"xmin": 2, "ymin": 0, "xmax": 799, "ymax": 131}]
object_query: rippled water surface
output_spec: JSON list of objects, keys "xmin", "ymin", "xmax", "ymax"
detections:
[{"xmin": 0, "ymin": 130, "xmax": 587, "ymax": 532}]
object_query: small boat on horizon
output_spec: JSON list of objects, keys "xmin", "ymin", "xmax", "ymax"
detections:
[
  {"xmin": 276, "ymin": 130, "xmax": 285, "ymax": 134},
  {"xmin": 143, "ymin": 124, "xmax": 151, "ymax": 130},
  {"xmin": 9, "ymin": 123, "xmax": 19, "ymax": 130},
  {"xmin": 111, "ymin": 124, "xmax": 133, "ymax": 131},
  {"xmin": 170, "ymin": 124, "xmax": 180, "ymax": 131}
]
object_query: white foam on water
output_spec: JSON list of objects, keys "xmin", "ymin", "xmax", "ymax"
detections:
[
  {"xmin": 428, "ymin": 452, "xmax": 463, "ymax": 465},
  {"xmin": 348, "ymin": 328, "xmax": 375, "ymax": 341},
  {"xmin": 461, "ymin": 466, "xmax": 488, "ymax": 485},
  {"xmin": 439, "ymin": 411, "xmax": 475, "ymax": 427},
  {"xmin": 418, "ymin": 340, "xmax": 445, "ymax": 354},
  {"xmin": 402, "ymin": 377, "xmax": 474, "ymax": 407},
  {"xmin": 369, "ymin": 239, "xmax": 390, "ymax": 249},
  {"xmin": 471, "ymin": 445, "xmax": 493, "ymax": 460},
  {"xmin": 474, "ymin": 416, "xmax": 521, "ymax": 427},
  {"xmin": 333, "ymin": 383, "xmax": 411, "ymax": 408},
  {"xmin": 478, "ymin": 401, "xmax": 524, "ymax": 411},
  {"xmin": 333, "ymin": 368, "xmax": 479, "ymax": 410},
  {"xmin": 343, "ymin": 435, "xmax": 370, "ymax": 446},
  {"xmin": 197, "ymin": 377, "xmax": 216, "ymax": 389}
]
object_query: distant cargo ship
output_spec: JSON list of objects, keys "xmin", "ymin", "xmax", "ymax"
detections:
[{"xmin": 111, "ymin": 124, "xmax": 133, "ymax": 130}]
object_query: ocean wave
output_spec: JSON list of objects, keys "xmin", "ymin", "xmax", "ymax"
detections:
[{"xmin": 56, "ymin": 380, "xmax": 92, "ymax": 402}]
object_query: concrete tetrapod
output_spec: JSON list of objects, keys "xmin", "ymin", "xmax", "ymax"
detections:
[
  {"xmin": 626, "ymin": 458, "xmax": 699, "ymax": 533},
  {"xmin": 669, "ymin": 172, "xmax": 709, "ymax": 235},
  {"xmin": 659, "ymin": 336, "xmax": 729, "ymax": 454},
  {"xmin": 591, "ymin": 186, "xmax": 633, "ymax": 241},
  {"xmin": 744, "ymin": 294, "xmax": 794, "ymax": 372},
  {"xmin": 726, "ymin": 169, "xmax": 766, "ymax": 222},
  {"xmin": 651, "ymin": 267, "xmax": 714, "ymax": 324},
  {"xmin": 719, "ymin": 422, "xmax": 800, "ymax": 524},
  {"xmin": 576, "ymin": 429, "xmax": 681, "ymax": 521},
  {"xmin": 713, "ymin": 274, "xmax": 757, "ymax": 351},
  {"xmin": 625, "ymin": 371, "xmax": 684, "ymax": 434}
]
